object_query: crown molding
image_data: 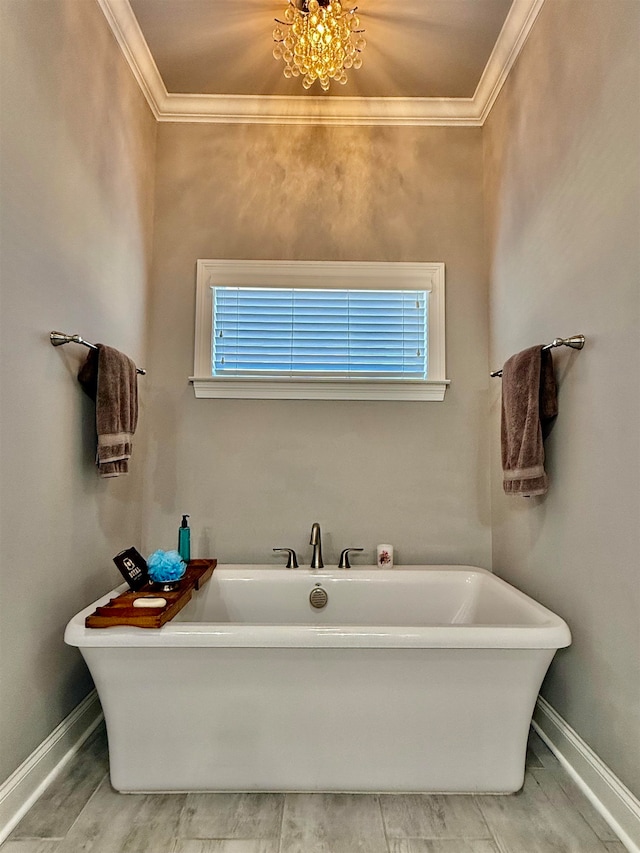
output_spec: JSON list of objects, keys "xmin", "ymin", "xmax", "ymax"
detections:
[
  {"xmin": 158, "ymin": 93, "xmax": 480, "ymax": 126},
  {"xmin": 475, "ymin": 0, "xmax": 546, "ymax": 123},
  {"xmin": 97, "ymin": 0, "xmax": 164, "ymax": 119},
  {"xmin": 98, "ymin": 0, "xmax": 546, "ymax": 126}
]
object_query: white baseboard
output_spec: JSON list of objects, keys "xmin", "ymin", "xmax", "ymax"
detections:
[
  {"xmin": 533, "ymin": 696, "xmax": 640, "ymax": 853},
  {"xmin": 0, "ymin": 690, "xmax": 104, "ymax": 845}
]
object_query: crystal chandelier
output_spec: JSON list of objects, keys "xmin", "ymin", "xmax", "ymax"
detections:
[{"xmin": 273, "ymin": 0, "xmax": 366, "ymax": 91}]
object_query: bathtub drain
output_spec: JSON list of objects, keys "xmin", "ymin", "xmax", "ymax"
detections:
[{"xmin": 309, "ymin": 586, "xmax": 328, "ymax": 609}]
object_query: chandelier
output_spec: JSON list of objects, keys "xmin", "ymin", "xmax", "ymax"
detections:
[{"xmin": 273, "ymin": 0, "xmax": 366, "ymax": 91}]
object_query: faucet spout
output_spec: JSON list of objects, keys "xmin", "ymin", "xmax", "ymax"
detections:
[{"xmin": 309, "ymin": 522, "xmax": 324, "ymax": 569}]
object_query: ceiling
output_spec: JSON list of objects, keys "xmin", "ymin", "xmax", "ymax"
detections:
[{"xmin": 98, "ymin": 0, "xmax": 546, "ymax": 125}]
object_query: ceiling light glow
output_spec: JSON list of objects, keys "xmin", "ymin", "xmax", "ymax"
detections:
[{"xmin": 273, "ymin": 0, "xmax": 366, "ymax": 92}]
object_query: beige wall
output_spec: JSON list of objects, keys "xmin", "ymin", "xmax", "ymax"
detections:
[
  {"xmin": 0, "ymin": 0, "xmax": 156, "ymax": 780},
  {"xmin": 143, "ymin": 124, "xmax": 491, "ymax": 569},
  {"xmin": 484, "ymin": 0, "xmax": 640, "ymax": 795}
]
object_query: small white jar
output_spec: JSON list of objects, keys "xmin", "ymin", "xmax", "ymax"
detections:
[{"xmin": 376, "ymin": 544, "xmax": 394, "ymax": 568}]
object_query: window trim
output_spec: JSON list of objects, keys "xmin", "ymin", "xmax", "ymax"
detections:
[{"xmin": 191, "ymin": 260, "xmax": 449, "ymax": 401}]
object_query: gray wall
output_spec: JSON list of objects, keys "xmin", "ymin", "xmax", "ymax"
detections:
[
  {"xmin": 0, "ymin": 0, "xmax": 156, "ymax": 780},
  {"xmin": 142, "ymin": 123, "xmax": 491, "ymax": 569},
  {"xmin": 484, "ymin": 0, "xmax": 640, "ymax": 795}
]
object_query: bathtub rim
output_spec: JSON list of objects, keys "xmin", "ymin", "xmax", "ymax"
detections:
[{"xmin": 64, "ymin": 564, "xmax": 571, "ymax": 651}]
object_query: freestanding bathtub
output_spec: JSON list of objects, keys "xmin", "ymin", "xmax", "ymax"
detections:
[{"xmin": 65, "ymin": 565, "xmax": 570, "ymax": 794}]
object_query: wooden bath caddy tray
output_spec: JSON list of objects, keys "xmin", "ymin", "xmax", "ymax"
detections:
[{"xmin": 85, "ymin": 559, "xmax": 216, "ymax": 629}]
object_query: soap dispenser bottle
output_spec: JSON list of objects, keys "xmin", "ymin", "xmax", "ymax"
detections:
[{"xmin": 178, "ymin": 515, "xmax": 191, "ymax": 562}]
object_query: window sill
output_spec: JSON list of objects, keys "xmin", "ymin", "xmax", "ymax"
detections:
[{"xmin": 190, "ymin": 377, "xmax": 450, "ymax": 401}]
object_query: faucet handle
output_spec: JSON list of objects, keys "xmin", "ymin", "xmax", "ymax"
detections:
[
  {"xmin": 338, "ymin": 548, "xmax": 363, "ymax": 569},
  {"xmin": 273, "ymin": 548, "xmax": 299, "ymax": 569}
]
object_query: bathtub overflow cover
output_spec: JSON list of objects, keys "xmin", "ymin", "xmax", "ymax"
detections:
[{"xmin": 309, "ymin": 585, "xmax": 328, "ymax": 609}]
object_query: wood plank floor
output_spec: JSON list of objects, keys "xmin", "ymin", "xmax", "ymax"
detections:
[{"xmin": 2, "ymin": 727, "xmax": 626, "ymax": 853}]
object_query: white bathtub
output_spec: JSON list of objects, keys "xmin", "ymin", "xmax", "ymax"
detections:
[{"xmin": 65, "ymin": 565, "xmax": 570, "ymax": 794}]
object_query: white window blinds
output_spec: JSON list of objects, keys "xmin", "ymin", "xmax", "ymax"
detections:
[{"xmin": 212, "ymin": 287, "xmax": 428, "ymax": 378}]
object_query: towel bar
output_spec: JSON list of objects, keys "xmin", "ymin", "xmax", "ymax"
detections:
[
  {"xmin": 50, "ymin": 332, "xmax": 146, "ymax": 375},
  {"xmin": 490, "ymin": 335, "xmax": 585, "ymax": 377}
]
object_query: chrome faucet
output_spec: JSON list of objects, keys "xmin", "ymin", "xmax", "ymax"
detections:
[
  {"xmin": 272, "ymin": 548, "xmax": 299, "ymax": 568},
  {"xmin": 309, "ymin": 522, "xmax": 324, "ymax": 569},
  {"xmin": 338, "ymin": 547, "xmax": 363, "ymax": 569}
]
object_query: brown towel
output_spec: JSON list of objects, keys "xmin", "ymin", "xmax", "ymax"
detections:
[
  {"xmin": 78, "ymin": 345, "xmax": 139, "ymax": 478},
  {"xmin": 501, "ymin": 345, "xmax": 557, "ymax": 497}
]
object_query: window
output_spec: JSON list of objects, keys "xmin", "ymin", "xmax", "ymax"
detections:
[
  {"xmin": 213, "ymin": 288, "xmax": 427, "ymax": 377},
  {"xmin": 192, "ymin": 261, "xmax": 448, "ymax": 400}
]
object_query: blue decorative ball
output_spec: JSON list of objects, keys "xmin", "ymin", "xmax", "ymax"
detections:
[{"xmin": 147, "ymin": 549, "xmax": 186, "ymax": 583}]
